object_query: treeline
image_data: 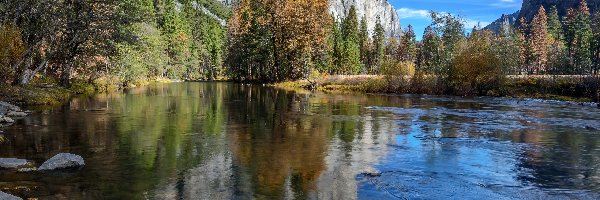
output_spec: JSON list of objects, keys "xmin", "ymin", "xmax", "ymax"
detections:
[
  {"xmin": 227, "ymin": 0, "xmax": 600, "ymax": 86},
  {"xmin": 0, "ymin": 0, "xmax": 227, "ymax": 88}
]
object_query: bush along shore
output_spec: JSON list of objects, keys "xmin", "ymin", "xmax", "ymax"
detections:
[{"xmin": 276, "ymin": 75, "xmax": 600, "ymax": 107}]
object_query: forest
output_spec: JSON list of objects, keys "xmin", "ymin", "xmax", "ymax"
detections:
[{"xmin": 1, "ymin": 0, "xmax": 599, "ymax": 101}]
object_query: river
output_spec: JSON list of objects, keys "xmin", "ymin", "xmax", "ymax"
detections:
[{"xmin": 1, "ymin": 82, "xmax": 600, "ymax": 199}]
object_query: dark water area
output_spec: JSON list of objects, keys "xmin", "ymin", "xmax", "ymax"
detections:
[{"xmin": 1, "ymin": 82, "xmax": 600, "ymax": 199}]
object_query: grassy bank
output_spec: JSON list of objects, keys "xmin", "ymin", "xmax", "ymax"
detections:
[
  {"xmin": 0, "ymin": 76, "xmax": 178, "ymax": 106},
  {"xmin": 276, "ymin": 75, "xmax": 600, "ymax": 103}
]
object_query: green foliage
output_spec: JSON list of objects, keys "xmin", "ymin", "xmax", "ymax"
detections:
[{"xmin": 547, "ymin": 6, "xmax": 563, "ymax": 42}]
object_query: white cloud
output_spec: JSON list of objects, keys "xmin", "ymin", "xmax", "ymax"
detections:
[
  {"xmin": 492, "ymin": 0, "xmax": 521, "ymax": 8},
  {"xmin": 396, "ymin": 8, "xmax": 431, "ymax": 19},
  {"xmin": 396, "ymin": 8, "xmax": 490, "ymax": 29}
]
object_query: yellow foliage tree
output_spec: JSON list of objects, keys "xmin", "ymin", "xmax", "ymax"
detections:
[{"xmin": 0, "ymin": 24, "xmax": 25, "ymax": 84}]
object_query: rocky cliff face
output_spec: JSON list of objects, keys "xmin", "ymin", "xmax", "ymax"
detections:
[
  {"xmin": 219, "ymin": 0, "xmax": 402, "ymax": 37},
  {"xmin": 485, "ymin": 11, "xmax": 519, "ymax": 34},
  {"xmin": 486, "ymin": 0, "xmax": 599, "ymax": 33},
  {"xmin": 329, "ymin": 0, "xmax": 402, "ymax": 37}
]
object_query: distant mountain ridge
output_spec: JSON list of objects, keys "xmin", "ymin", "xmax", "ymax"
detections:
[{"xmin": 486, "ymin": 0, "xmax": 600, "ymax": 33}]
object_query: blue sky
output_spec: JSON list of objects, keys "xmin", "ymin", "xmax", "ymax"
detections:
[{"xmin": 390, "ymin": 0, "xmax": 523, "ymax": 39}]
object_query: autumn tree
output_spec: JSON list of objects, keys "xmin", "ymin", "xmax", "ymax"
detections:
[
  {"xmin": 450, "ymin": 29, "xmax": 502, "ymax": 95},
  {"xmin": 227, "ymin": 0, "xmax": 331, "ymax": 81},
  {"xmin": 516, "ymin": 17, "xmax": 530, "ymax": 74},
  {"xmin": 0, "ymin": 24, "xmax": 25, "ymax": 83},
  {"xmin": 529, "ymin": 6, "xmax": 549, "ymax": 74}
]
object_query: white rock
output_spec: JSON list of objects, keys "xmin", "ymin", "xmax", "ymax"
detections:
[
  {"xmin": 0, "ymin": 191, "xmax": 22, "ymax": 200},
  {"xmin": 38, "ymin": 153, "xmax": 85, "ymax": 170},
  {"xmin": 0, "ymin": 158, "xmax": 30, "ymax": 169},
  {"xmin": 0, "ymin": 117, "xmax": 15, "ymax": 123},
  {"xmin": 6, "ymin": 111, "xmax": 27, "ymax": 117}
]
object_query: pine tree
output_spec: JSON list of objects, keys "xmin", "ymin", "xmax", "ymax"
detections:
[
  {"xmin": 359, "ymin": 15, "xmax": 370, "ymax": 67},
  {"xmin": 338, "ymin": 5, "xmax": 361, "ymax": 74},
  {"xmin": 547, "ymin": 6, "xmax": 563, "ymax": 42},
  {"xmin": 419, "ymin": 26, "xmax": 441, "ymax": 73},
  {"xmin": 573, "ymin": 0, "xmax": 593, "ymax": 74},
  {"xmin": 370, "ymin": 17, "xmax": 385, "ymax": 74},
  {"xmin": 529, "ymin": 6, "xmax": 549, "ymax": 74},
  {"xmin": 342, "ymin": 6, "xmax": 359, "ymax": 44},
  {"xmin": 397, "ymin": 24, "xmax": 417, "ymax": 63},
  {"xmin": 593, "ymin": 11, "xmax": 600, "ymax": 73}
]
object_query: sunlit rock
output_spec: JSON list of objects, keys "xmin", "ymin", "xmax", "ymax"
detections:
[
  {"xmin": 38, "ymin": 153, "xmax": 85, "ymax": 171},
  {"xmin": 0, "ymin": 191, "xmax": 22, "ymax": 200}
]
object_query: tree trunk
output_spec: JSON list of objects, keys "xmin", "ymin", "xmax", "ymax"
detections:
[
  {"xmin": 19, "ymin": 60, "xmax": 48, "ymax": 85},
  {"xmin": 60, "ymin": 62, "xmax": 72, "ymax": 87}
]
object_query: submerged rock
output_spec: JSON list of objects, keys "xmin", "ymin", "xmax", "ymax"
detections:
[
  {"xmin": 0, "ymin": 158, "xmax": 30, "ymax": 169},
  {"xmin": 38, "ymin": 153, "xmax": 85, "ymax": 171},
  {"xmin": 0, "ymin": 191, "xmax": 22, "ymax": 200}
]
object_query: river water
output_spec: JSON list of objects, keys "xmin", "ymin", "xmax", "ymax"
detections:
[{"xmin": 1, "ymin": 82, "xmax": 600, "ymax": 199}]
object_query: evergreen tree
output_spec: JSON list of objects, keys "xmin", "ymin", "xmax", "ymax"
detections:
[
  {"xmin": 342, "ymin": 6, "xmax": 359, "ymax": 44},
  {"xmin": 370, "ymin": 17, "xmax": 385, "ymax": 74},
  {"xmin": 546, "ymin": 5, "xmax": 566, "ymax": 74},
  {"xmin": 593, "ymin": 11, "xmax": 600, "ymax": 73},
  {"xmin": 573, "ymin": 0, "xmax": 593, "ymax": 74},
  {"xmin": 529, "ymin": 6, "xmax": 549, "ymax": 74},
  {"xmin": 547, "ymin": 5, "xmax": 563, "ymax": 42},
  {"xmin": 337, "ymin": 5, "xmax": 361, "ymax": 74},
  {"xmin": 398, "ymin": 24, "xmax": 417, "ymax": 63},
  {"xmin": 419, "ymin": 26, "xmax": 441, "ymax": 73},
  {"xmin": 359, "ymin": 15, "xmax": 370, "ymax": 67}
]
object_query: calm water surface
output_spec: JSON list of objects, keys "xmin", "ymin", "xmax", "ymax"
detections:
[{"xmin": 1, "ymin": 82, "xmax": 600, "ymax": 199}]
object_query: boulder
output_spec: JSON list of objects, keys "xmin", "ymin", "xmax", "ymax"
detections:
[
  {"xmin": 6, "ymin": 111, "xmax": 27, "ymax": 117},
  {"xmin": 0, "ymin": 101, "xmax": 21, "ymax": 112},
  {"xmin": 0, "ymin": 191, "xmax": 22, "ymax": 200},
  {"xmin": 0, "ymin": 158, "xmax": 30, "ymax": 169},
  {"xmin": 0, "ymin": 116, "xmax": 15, "ymax": 123},
  {"xmin": 38, "ymin": 153, "xmax": 85, "ymax": 171}
]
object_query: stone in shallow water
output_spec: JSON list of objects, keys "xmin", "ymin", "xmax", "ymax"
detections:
[
  {"xmin": 6, "ymin": 111, "xmax": 27, "ymax": 117},
  {"xmin": 0, "ymin": 158, "xmax": 29, "ymax": 169},
  {"xmin": 0, "ymin": 116, "xmax": 15, "ymax": 123},
  {"xmin": 0, "ymin": 191, "xmax": 22, "ymax": 200},
  {"xmin": 38, "ymin": 153, "xmax": 85, "ymax": 171}
]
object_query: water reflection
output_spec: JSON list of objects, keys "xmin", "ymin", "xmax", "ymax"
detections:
[{"xmin": 0, "ymin": 83, "xmax": 600, "ymax": 199}]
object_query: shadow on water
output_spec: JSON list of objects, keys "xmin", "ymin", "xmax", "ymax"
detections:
[{"xmin": 0, "ymin": 82, "xmax": 599, "ymax": 199}]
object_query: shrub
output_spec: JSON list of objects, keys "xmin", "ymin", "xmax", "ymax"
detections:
[
  {"xmin": 449, "ymin": 30, "xmax": 504, "ymax": 96},
  {"xmin": 0, "ymin": 24, "xmax": 25, "ymax": 84}
]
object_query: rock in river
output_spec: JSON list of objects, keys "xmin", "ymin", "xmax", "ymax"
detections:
[
  {"xmin": 6, "ymin": 111, "xmax": 27, "ymax": 117},
  {"xmin": 0, "ymin": 191, "xmax": 22, "ymax": 200},
  {"xmin": 38, "ymin": 153, "xmax": 85, "ymax": 171},
  {"xmin": 0, "ymin": 158, "xmax": 30, "ymax": 169},
  {"xmin": 0, "ymin": 116, "xmax": 15, "ymax": 123}
]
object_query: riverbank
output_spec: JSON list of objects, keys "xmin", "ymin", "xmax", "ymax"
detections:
[
  {"xmin": 276, "ymin": 75, "xmax": 600, "ymax": 105},
  {"xmin": 0, "ymin": 76, "xmax": 179, "ymax": 106}
]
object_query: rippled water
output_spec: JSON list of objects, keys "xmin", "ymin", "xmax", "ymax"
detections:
[{"xmin": 1, "ymin": 82, "xmax": 600, "ymax": 199}]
